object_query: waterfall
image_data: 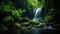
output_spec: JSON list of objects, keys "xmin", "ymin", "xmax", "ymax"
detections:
[
  {"xmin": 30, "ymin": 7, "xmax": 54, "ymax": 34},
  {"xmin": 32, "ymin": 7, "xmax": 53, "ymax": 29},
  {"xmin": 33, "ymin": 7, "xmax": 42, "ymax": 21}
]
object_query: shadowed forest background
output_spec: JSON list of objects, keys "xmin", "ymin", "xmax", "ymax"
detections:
[{"xmin": 0, "ymin": 0, "xmax": 60, "ymax": 34}]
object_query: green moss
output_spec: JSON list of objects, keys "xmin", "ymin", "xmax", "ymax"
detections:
[
  {"xmin": 33, "ymin": 23, "xmax": 43, "ymax": 28},
  {"xmin": 3, "ymin": 16, "xmax": 14, "ymax": 22},
  {"xmin": 27, "ymin": 0, "xmax": 45, "ymax": 7},
  {"xmin": 21, "ymin": 22, "xmax": 30, "ymax": 26},
  {"xmin": 27, "ymin": 0, "xmax": 39, "ymax": 7},
  {"xmin": 31, "ymin": 20, "xmax": 40, "ymax": 25},
  {"xmin": 14, "ymin": 22, "xmax": 21, "ymax": 27}
]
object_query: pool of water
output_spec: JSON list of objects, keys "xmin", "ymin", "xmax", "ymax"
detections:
[{"xmin": 22, "ymin": 28, "xmax": 60, "ymax": 34}]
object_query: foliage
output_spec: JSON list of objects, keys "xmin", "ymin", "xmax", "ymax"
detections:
[
  {"xmin": 0, "ymin": 0, "xmax": 13, "ymax": 13},
  {"xmin": 47, "ymin": 8, "xmax": 56, "ymax": 15},
  {"xmin": 27, "ymin": 0, "xmax": 45, "ymax": 7},
  {"xmin": 27, "ymin": 0, "xmax": 40, "ymax": 7},
  {"xmin": 44, "ymin": 8, "xmax": 56, "ymax": 22},
  {"xmin": 3, "ymin": 16, "xmax": 14, "ymax": 22},
  {"xmin": 39, "ymin": 0, "xmax": 45, "ymax": 7},
  {"xmin": 12, "ymin": 9, "xmax": 26, "ymax": 20},
  {"xmin": 44, "ymin": 16, "xmax": 53, "ymax": 22}
]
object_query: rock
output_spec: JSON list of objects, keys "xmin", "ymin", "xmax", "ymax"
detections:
[
  {"xmin": 21, "ymin": 17, "xmax": 31, "ymax": 22},
  {"xmin": 30, "ymin": 20, "xmax": 39, "ymax": 25},
  {"xmin": 32, "ymin": 23, "xmax": 44, "ymax": 28},
  {"xmin": 3, "ymin": 16, "xmax": 15, "ymax": 23},
  {"xmin": 13, "ymin": 22, "xmax": 21, "ymax": 28},
  {"xmin": 21, "ymin": 22, "xmax": 30, "ymax": 26}
]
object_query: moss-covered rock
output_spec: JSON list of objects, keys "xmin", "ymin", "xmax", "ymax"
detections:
[
  {"xmin": 3, "ymin": 16, "xmax": 15, "ymax": 27},
  {"xmin": 33, "ymin": 23, "xmax": 43, "ymax": 28},
  {"xmin": 21, "ymin": 17, "xmax": 30, "ymax": 22},
  {"xmin": 30, "ymin": 20, "xmax": 40, "ymax": 25},
  {"xmin": 21, "ymin": 22, "xmax": 30, "ymax": 27},
  {"xmin": 21, "ymin": 26, "xmax": 30, "ymax": 34},
  {"xmin": 27, "ymin": 26, "xmax": 32, "ymax": 29},
  {"xmin": 3, "ymin": 16, "xmax": 15, "ymax": 23},
  {"xmin": 13, "ymin": 22, "xmax": 21, "ymax": 28},
  {"xmin": 33, "ymin": 25, "xmax": 40, "ymax": 28}
]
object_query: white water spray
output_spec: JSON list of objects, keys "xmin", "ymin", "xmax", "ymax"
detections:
[{"xmin": 33, "ymin": 7, "xmax": 42, "ymax": 21}]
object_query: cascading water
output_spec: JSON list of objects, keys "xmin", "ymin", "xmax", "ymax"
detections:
[
  {"xmin": 32, "ymin": 7, "xmax": 47, "ymax": 28},
  {"xmin": 32, "ymin": 7, "xmax": 53, "ymax": 29},
  {"xmin": 31, "ymin": 7, "xmax": 54, "ymax": 34},
  {"xmin": 31, "ymin": 7, "xmax": 45, "ymax": 34},
  {"xmin": 33, "ymin": 7, "xmax": 42, "ymax": 21}
]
